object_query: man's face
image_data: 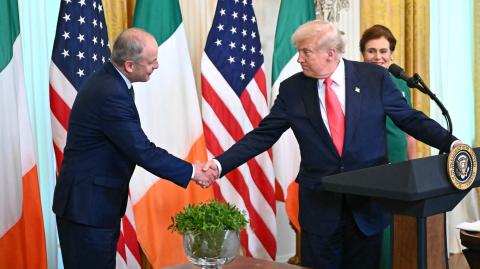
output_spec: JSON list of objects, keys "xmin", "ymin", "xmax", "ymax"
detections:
[
  {"xmin": 129, "ymin": 40, "xmax": 159, "ymax": 82},
  {"xmin": 296, "ymin": 38, "xmax": 335, "ymax": 79}
]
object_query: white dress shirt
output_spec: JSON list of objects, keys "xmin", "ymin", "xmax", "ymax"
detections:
[{"xmin": 317, "ymin": 58, "xmax": 345, "ymax": 135}]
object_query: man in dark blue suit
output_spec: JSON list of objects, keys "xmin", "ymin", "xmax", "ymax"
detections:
[
  {"xmin": 203, "ymin": 20, "xmax": 459, "ymax": 268},
  {"xmin": 53, "ymin": 28, "xmax": 216, "ymax": 269}
]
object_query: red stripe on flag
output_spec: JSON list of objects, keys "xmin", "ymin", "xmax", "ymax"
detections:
[
  {"xmin": 253, "ymin": 69, "xmax": 267, "ymax": 103},
  {"xmin": 49, "ymin": 84, "xmax": 71, "ymax": 130},
  {"xmin": 53, "ymin": 144, "xmax": 63, "ymax": 176},
  {"xmin": 122, "ymin": 216, "xmax": 141, "ymax": 264},
  {"xmin": 239, "ymin": 89, "xmax": 263, "ymax": 128},
  {"xmin": 203, "ymin": 124, "xmax": 276, "ymax": 259}
]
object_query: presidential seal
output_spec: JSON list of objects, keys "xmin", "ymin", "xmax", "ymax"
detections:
[{"xmin": 447, "ymin": 144, "xmax": 477, "ymax": 190}]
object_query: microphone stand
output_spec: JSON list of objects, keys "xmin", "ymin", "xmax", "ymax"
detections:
[
  {"xmin": 407, "ymin": 74, "xmax": 453, "ymax": 154},
  {"xmin": 407, "ymin": 74, "xmax": 453, "ymax": 269}
]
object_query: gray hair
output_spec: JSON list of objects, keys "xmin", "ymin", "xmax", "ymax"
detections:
[
  {"xmin": 111, "ymin": 28, "xmax": 150, "ymax": 66},
  {"xmin": 292, "ymin": 20, "xmax": 345, "ymax": 56}
]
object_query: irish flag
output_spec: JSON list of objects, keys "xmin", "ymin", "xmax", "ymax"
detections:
[
  {"xmin": 130, "ymin": 0, "xmax": 214, "ymax": 267},
  {"xmin": 271, "ymin": 0, "xmax": 315, "ymax": 231},
  {"xmin": 0, "ymin": 0, "xmax": 47, "ymax": 268}
]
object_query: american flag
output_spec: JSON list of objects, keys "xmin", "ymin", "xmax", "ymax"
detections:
[
  {"xmin": 201, "ymin": 0, "xmax": 276, "ymax": 260},
  {"xmin": 49, "ymin": 1, "xmax": 140, "ymax": 268}
]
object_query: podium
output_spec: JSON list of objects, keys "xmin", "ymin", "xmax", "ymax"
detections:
[{"xmin": 322, "ymin": 148, "xmax": 480, "ymax": 269}]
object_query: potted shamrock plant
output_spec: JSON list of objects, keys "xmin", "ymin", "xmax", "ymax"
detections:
[{"xmin": 169, "ymin": 200, "xmax": 248, "ymax": 268}]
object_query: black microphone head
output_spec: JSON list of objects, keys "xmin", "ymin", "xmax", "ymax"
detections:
[{"xmin": 388, "ymin": 64, "xmax": 405, "ymax": 79}]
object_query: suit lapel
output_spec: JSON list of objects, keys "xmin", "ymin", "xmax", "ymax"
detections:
[
  {"xmin": 343, "ymin": 59, "xmax": 362, "ymax": 151},
  {"xmin": 301, "ymin": 76, "xmax": 337, "ymax": 153}
]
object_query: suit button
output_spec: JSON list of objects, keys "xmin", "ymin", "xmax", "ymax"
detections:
[{"xmin": 340, "ymin": 164, "xmax": 345, "ymax": 172}]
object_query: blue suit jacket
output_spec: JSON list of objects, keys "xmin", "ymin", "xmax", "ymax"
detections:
[
  {"xmin": 216, "ymin": 59, "xmax": 455, "ymax": 237},
  {"xmin": 53, "ymin": 62, "xmax": 192, "ymax": 228}
]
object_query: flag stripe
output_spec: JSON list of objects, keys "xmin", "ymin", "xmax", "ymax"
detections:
[
  {"xmin": 253, "ymin": 68, "xmax": 267, "ymax": 102},
  {"xmin": 49, "ymin": 85, "xmax": 71, "ymax": 130}
]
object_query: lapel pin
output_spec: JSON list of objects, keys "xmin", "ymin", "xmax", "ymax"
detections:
[{"xmin": 355, "ymin": 87, "xmax": 360, "ymax": 93}]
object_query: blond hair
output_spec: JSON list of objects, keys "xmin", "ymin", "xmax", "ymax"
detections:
[{"xmin": 292, "ymin": 20, "xmax": 345, "ymax": 55}]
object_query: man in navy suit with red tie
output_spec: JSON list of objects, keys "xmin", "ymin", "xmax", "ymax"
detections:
[
  {"xmin": 204, "ymin": 20, "xmax": 459, "ymax": 269},
  {"xmin": 53, "ymin": 28, "xmax": 216, "ymax": 269}
]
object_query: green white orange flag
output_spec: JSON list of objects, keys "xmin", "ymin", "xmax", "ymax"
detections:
[
  {"xmin": 130, "ymin": 0, "xmax": 214, "ymax": 267},
  {"xmin": 0, "ymin": 0, "xmax": 47, "ymax": 268},
  {"xmin": 271, "ymin": 0, "xmax": 315, "ymax": 231}
]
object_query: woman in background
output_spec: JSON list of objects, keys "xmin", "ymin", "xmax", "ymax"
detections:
[{"xmin": 359, "ymin": 24, "xmax": 417, "ymax": 269}]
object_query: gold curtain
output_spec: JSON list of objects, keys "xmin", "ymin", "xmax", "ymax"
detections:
[
  {"xmin": 103, "ymin": 0, "xmax": 136, "ymax": 45},
  {"xmin": 475, "ymin": 0, "xmax": 480, "ymax": 147},
  {"xmin": 360, "ymin": 0, "xmax": 430, "ymax": 158}
]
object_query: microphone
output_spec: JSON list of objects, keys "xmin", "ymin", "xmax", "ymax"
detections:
[
  {"xmin": 388, "ymin": 64, "xmax": 423, "ymax": 91},
  {"xmin": 388, "ymin": 64, "xmax": 453, "ymax": 154}
]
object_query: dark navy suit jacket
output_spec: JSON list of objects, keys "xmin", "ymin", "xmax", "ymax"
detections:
[
  {"xmin": 53, "ymin": 62, "xmax": 192, "ymax": 228},
  {"xmin": 216, "ymin": 59, "xmax": 456, "ymax": 237}
]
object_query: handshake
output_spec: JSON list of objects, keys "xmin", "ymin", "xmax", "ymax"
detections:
[{"xmin": 192, "ymin": 160, "xmax": 220, "ymax": 188}]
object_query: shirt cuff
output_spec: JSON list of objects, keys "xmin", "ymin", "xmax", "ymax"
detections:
[
  {"xmin": 191, "ymin": 164, "xmax": 195, "ymax": 178},
  {"xmin": 450, "ymin": 140, "xmax": 462, "ymax": 151},
  {"xmin": 213, "ymin": 159, "xmax": 223, "ymax": 176}
]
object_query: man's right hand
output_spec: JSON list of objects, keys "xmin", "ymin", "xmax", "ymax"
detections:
[
  {"xmin": 192, "ymin": 161, "xmax": 217, "ymax": 188},
  {"xmin": 202, "ymin": 159, "xmax": 220, "ymax": 179}
]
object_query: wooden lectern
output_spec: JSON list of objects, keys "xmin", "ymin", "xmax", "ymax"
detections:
[{"xmin": 322, "ymin": 148, "xmax": 480, "ymax": 269}]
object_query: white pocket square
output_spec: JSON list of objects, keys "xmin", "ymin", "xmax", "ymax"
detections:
[{"xmin": 355, "ymin": 87, "xmax": 360, "ymax": 93}]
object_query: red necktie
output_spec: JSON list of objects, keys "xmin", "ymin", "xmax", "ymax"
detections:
[{"xmin": 324, "ymin": 77, "xmax": 344, "ymax": 156}]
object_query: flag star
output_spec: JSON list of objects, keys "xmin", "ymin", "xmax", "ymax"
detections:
[
  {"xmin": 76, "ymin": 51, "xmax": 85, "ymax": 60},
  {"xmin": 241, "ymin": 29, "xmax": 247, "ymax": 36},
  {"xmin": 214, "ymin": 39, "xmax": 222, "ymax": 46},
  {"xmin": 229, "ymin": 41, "xmax": 236, "ymax": 49},
  {"xmin": 92, "ymin": 36, "xmax": 98, "ymax": 44},
  {"xmin": 102, "ymin": 56, "xmax": 105, "ymax": 63},
  {"xmin": 242, "ymin": 0, "xmax": 248, "ymax": 5},
  {"xmin": 62, "ymin": 31, "xmax": 70, "ymax": 39},
  {"xmin": 220, "ymin": 8, "xmax": 226, "ymax": 16},
  {"xmin": 227, "ymin": 56, "xmax": 235, "ymax": 64},
  {"xmin": 78, "ymin": 16, "xmax": 85, "ymax": 24},
  {"xmin": 260, "ymin": 49, "xmax": 263, "ymax": 55},
  {"xmin": 77, "ymin": 33, "xmax": 85, "ymax": 42},
  {"xmin": 64, "ymin": 0, "xmax": 72, "ymax": 4},
  {"xmin": 250, "ymin": 46, "xmax": 256, "ymax": 53},
  {"xmin": 61, "ymin": 49, "xmax": 69, "ymax": 58},
  {"xmin": 250, "ymin": 61, "xmax": 255, "ymax": 68},
  {"xmin": 251, "ymin": 31, "xmax": 256, "ymax": 38},
  {"xmin": 240, "ymin": 73, "xmax": 245, "ymax": 80},
  {"xmin": 241, "ymin": 58, "xmax": 246, "ymax": 65},
  {"xmin": 241, "ymin": 44, "xmax": 246, "ymax": 51},
  {"xmin": 217, "ymin": 24, "xmax": 224, "ymax": 31},
  {"xmin": 101, "ymin": 39, "xmax": 104, "ymax": 47},
  {"xmin": 100, "ymin": 22, "xmax": 103, "ymax": 29},
  {"xmin": 230, "ymin": 26, "xmax": 237, "ymax": 34},
  {"xmin": 63, "ymin": 13, "xmax": 71, "ymax": 22},
  {"xmin": 92, "ymin": 18, "xmax": 97, "ymax": 27},
  {"xmin": 251, "ymin": 16, "xmax": 256, "ymax": 23},
  {"xmin": 242, "ymin": 14, "xmax": 247, "ymax": 21},
  {"xmin": 77, "ymin": 68, "xmax": 85, "ymax": 77},
  {"xmin": 93, "ymin": 1, "xmax": 96, "ymax": 9},
  {"xmin": 232, "ymin": 11, "xmax": 238, "ymax": 19},
  {"xmin": 92, "ymin": 53, "xmax": 98, "ymax": 61},
  {"xmin": 234, "ymin": 0, "xmax": 239, "ymax": 3},
  {"xmin": 98, "ymin": 4, "xmax": 103, "ymax": 12},
  {"xmin": 78, "ymin": 0, "xmax": 86, "ymax": 7}
]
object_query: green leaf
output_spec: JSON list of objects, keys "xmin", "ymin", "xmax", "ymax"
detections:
[{"xmin": 168, "ymin": 200, "xmax": 248, "ymax": 234}]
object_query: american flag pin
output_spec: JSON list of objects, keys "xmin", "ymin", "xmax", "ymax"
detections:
[{"xmin": 355, "ymin": 87, "xmax": 360, "ymax": 93}]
